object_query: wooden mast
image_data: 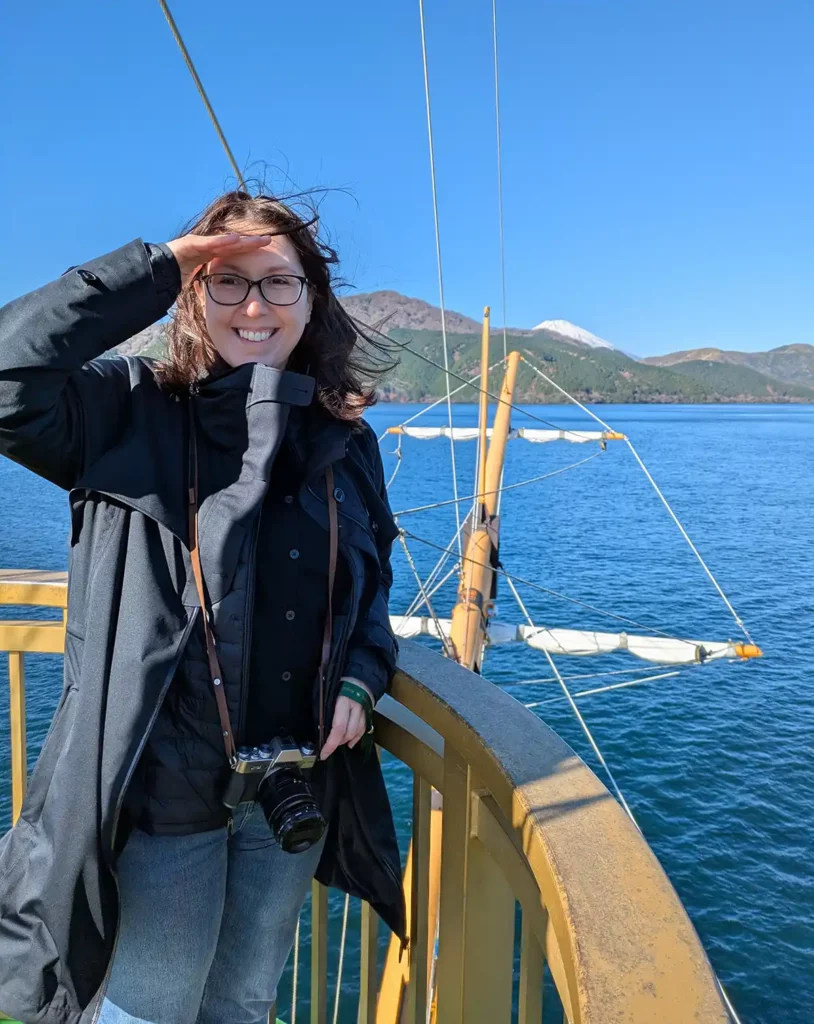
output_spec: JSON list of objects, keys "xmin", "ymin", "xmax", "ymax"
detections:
[
  {"xmin": 448, "ymin": 346, "xmax": 520, "ymax": 672},
  {"xmin": 378, "ymin": 328, "xmax": 523, "ymax": 1021}
]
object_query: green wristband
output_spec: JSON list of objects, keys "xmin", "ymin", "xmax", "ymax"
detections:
[{"xmin": 340, "ymin": 680, "xmax": 374, "ymax": 733}]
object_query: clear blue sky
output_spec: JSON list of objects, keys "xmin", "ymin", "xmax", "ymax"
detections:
[{"xmin": 2, "ymin": 0, "xmax": 812, "ymax": 356}]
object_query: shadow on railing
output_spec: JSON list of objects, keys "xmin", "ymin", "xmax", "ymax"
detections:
[{"xmin": 1, "ymin": 569, "xmax": 729, "ymax": 1023}]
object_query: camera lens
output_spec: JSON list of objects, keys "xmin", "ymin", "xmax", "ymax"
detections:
[{"xmin": 257, "ymin": 767, "xmax": 326, "ymax": 854}]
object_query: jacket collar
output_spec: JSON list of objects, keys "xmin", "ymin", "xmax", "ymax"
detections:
[{"xmin": 73, "ymin": 363, "xmax": 315, "ymax": 565}]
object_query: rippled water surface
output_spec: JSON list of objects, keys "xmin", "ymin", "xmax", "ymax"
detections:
[{"xmin": 1, "ymin": 402, "xmax": 812, "ymax": 1023}]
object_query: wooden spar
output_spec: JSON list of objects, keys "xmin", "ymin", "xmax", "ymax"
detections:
[
  {"xmin": 448, "ymin": 350, "xmax": 521, "ymax": 672},
  {"xmin": 476, "ymin": 306, "xmax": 490, "ymax": 512}
]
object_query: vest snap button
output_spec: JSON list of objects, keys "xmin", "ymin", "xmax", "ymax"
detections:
[
  {"xmin": 285, "ymin": 609, "xmax": 295, "ymax": 621},
  {"xmin": 284, "ymin": 495, "xmax": 294, "ymax": 504},
  {"xmin": 281, "ymin": 671, "xmax": 292, "ymax": 681},
  {"xmin": 289, "ymin": 549, "xmax": 300, "ymax": 559},
  {"xmin": 333, "ymin": 487, "xmax": 345, "ymax": 503}
]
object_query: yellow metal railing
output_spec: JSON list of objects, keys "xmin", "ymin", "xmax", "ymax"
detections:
[{"xmin": 2, "ymin": 569, "xmax": 730, "ymax": 1023}]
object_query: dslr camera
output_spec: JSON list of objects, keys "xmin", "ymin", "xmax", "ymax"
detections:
[{"xmin": 222, "ymin": 737, "xmax": 325, "ymax": 854}]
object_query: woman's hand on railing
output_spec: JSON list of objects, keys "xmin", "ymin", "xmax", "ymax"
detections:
[
  {"xmin": 165, "ymin": 234, "xmax": 273, "ymax": 288},
  {"xmin": 320, "ymin": 679, "xmax": 374, "ymax": 760}
]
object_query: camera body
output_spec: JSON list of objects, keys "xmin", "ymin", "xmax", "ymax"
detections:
[{"xmin": 222, "ymin": 737, "xmax": 325, "ymax": 854}]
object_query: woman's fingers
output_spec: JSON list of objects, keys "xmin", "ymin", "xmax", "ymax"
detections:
[
  {"xmin": 165, "ymin": 233, "xmax": 273, "ymax": 287},
  {"xmin": 320, "ymin": 696, "xmax": 366, "ymax": 759}
]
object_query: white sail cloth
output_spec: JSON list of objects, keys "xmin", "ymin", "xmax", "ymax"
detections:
[
  {"xmin": 391, "ymin": 426, "xmax": 623, "ymax": 443},
  {"xmin": 390, "ymin": 616, "xmax": 754, "ymax": 665}
]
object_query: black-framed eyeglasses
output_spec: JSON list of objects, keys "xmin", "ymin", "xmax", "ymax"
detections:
[{"xmin": 201, "ymin": 273, "xmax": 309, "ymax": 307}]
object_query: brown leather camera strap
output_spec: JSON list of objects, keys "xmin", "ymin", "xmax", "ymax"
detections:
[
  {"xmin": 187, "ymin": 398, "xmax": 339, "ymax": 765},
  {"xmin": 320, "ymin": 465, "xmax": 339, "ymax": 750}
]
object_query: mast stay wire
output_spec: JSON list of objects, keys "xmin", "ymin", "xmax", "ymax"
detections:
[
  {"xmin": 378, "ymin": 357, "xmax": 508, "ymax": 445},
  {"xmin": 521, "ymin": 354, "xmax": 755, "ymax": 644},
  {"xmin": 392, "ymin": 450, "xmax": 603, "ymax": 517},
  {"xmin": 503, "ymin": 573, "xmax": 745, "ymax": 1024},
  {"xmin": 400, "ymin": 534, "xmax": 456, "ymax": 660},
  {"xmin": 401, "ymin": 528, "xmax": 687, "ymax": 641},
  {"xmin": 156, "ymin": 0, "xmax": 245, "ymax": 188},
  {"xmin": 504, "ymin": 573, "xmax": 641, "ymax": 822},
  {"xmin": 492, "ymin": 0, "xmax": 509, "ymax": 363},
  {"xmin": 417, "ymin": 0, "xmax": 463, "ymax": 557}
]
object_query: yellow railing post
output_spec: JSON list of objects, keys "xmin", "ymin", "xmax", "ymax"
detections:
[
  {"xmin": 358, "ymin": 903, "xmax": 378, "ymax": 1024},
  {"xmin": 8, "ymin": 651, "xmax": 27, "ymax": 826},
  {"xmin": 310, "ymin": 882, "xmax": 329, "ymax": 1024}
]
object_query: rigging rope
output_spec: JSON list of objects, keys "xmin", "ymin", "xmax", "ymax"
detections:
[
  {"xmin": 400, "ymin": 528, "xmax": 685, "ymax": 639},
  {"xmin": 377, "ymin": 360, "xmax": 506, "ymax": 443},
  {"xmin": 504, "ymin": 662, "xmax": 681, "ymax": 687},
  {"xmin": 520, "ymin": 354, "xmax": 754, "ymax": 644},
  {"xmin": 400, "ymin": 534, "xmax": 456, "ymax": 659},
  {"xmin": 492, "ymin": 0, "xmax": 509, "ymax": 362},
  {"xmin": 624, "ymin": 438, "xmax": 754, "ymax": 643},
  {"xmin": 417, "ymin": 0, "xmax": 463, "ymax": 556},
  {"xmin": 504, "ymin": 573, "xmax": 641, "ymax": 824},
  {"xmin": 156, "ymin": 0, "xmax": 245, "ymax": 187},
  {"xmin": 404, "ymin": 562, "xmax": 460, "ymax": 618},
  {"xmin": 506, "ymin": 573, "xmax": 745, "ymax": 1024},
  {"xmin": 391, "ymin": 451, "xmax": 603, "ymax": 516},
  {"xmin": 523, "ymin": 670, "xmax": 683, "ymax": 707}
]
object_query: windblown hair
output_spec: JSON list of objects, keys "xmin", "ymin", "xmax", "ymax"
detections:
[{"xmin": 155, "ymin": 188, "xmax": 396, "ymax": 421}]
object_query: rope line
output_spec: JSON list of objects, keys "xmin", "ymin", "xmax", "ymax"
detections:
[
  {"xmin": 523, "ymin": 670, "xmax": 683, "ymax": 707},
  {"xmin": 377, "ymin": 360, "xmax": 506, "ymax": 444},
  {"xmin": 625, "ymin": 439, "xmax": 754, "ymax": 643},
  {"xmin": 391, "ymin": 451, "xmax": 602, "ymax": 516},
  {"xmin": 492, "ymin": 0, "xmax": 509, "ymax": 362},
  {"xmin": 401, "ymin": 528, "xmax": 684, "ymax": 639},
  {"xmin": 521, "ymin": 354, "xmax": 617, "ymax": 431},
  {"xmin": 388, "ymin": 333, "xmax": 589, "ymax": 436},
  {"xmin": 155, "ymin": 0, "xmax": 245, "ymax": 187},
  {"xmin": 520, "ymin": 354, "xmax": 753, "ymax": 645},
  {"xmin": 418, "ymin": 0, "xmax": 463, "ymax": 556},
  {"xmin": 502, "ymin": 662, "xmax": 680, "ymax": 687},
  {"xmin": 400, "ymin": 534, "xmax": 456, "ymax": 659},
  {"xmin": 504, "ymin": 573, "xmax": 641, "ymax": 824},
  {"xmin": 403, "ymin": 562, "xmax": 459, "ymax": 618}
]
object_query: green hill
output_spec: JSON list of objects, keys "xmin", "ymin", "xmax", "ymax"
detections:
[{"xmin": 381, "ymin": 328, "xmax": 814, "ymax": 404}]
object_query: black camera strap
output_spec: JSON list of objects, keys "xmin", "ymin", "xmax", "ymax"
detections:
[{"xmin": 187, "ymin": 397, "xmax": 339, "ymax": 766}]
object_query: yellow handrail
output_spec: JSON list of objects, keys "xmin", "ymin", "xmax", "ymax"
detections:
[{"xmin": 2, "ymin": 573, "xmax": 730, "ymax": 1022}]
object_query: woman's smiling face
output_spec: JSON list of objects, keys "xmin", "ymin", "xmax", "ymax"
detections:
[{"xmin": 196, "ymin": 228, "xmax": 312, "ymax": 370}]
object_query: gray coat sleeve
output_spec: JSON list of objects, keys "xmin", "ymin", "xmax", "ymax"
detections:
[{"xmin": 0, "ymin": 240, "xmax": 180, "ymax": 490}]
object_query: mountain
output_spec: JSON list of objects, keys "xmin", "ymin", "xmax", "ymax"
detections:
[
  {"xmin": 532, "ymin": 319, "xmax": 614, "ymax": 351},
  {"xmin": 382, "ymin": 327, "xmax": 814, "ymax": 404},
  {"xmin": 643, "ymin": 344, "xmax": 814, "ymax": 388},
  {"xmin": 340, "ymin": 291, "xmax": 486, "ymax": 335},
  {"xmin": 112, "ymin": 291, "xmax": 814, "ymax": 403}
]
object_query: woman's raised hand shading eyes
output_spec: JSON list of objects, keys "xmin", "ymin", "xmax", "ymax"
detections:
[{"xmin": 166, "ymin": 233, "xmax": 273, "ymax": 288}]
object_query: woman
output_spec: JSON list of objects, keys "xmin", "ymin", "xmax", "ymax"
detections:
[{"xmin": 0, "ymin": 191, "xmax": 405, "ymax": 1024}]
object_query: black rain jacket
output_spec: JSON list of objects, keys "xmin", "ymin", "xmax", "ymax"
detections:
[{"xmin": 0, "ymin": 240, "xmax": 406, "ymax": 1024}]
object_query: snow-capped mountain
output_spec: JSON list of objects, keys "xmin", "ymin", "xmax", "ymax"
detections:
[{"xmin": 532, "ymin": 319, "xmax": 615, "ymax": 351}]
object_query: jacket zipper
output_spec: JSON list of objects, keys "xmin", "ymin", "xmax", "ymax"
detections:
[
  {"xmin": 236, "ymin": 510, "xmax": 263, "ymax": 746},
  {"xmin": 91, "ymin": 612, "xmax": 198, "ymax": 1024}
]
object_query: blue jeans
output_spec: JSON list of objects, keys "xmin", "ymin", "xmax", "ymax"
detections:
[{"xmin": 98, "ymin": 801, "xmax": 324, "ymax": 1024}]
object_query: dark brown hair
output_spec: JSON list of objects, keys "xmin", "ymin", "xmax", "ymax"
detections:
[{"xmin": 155, "ymin": 189, "xmax": 396, "ymax": 421}]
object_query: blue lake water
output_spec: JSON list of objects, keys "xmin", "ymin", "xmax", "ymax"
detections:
[{"xmin": 1, "ymin": 401, "xmax": 812, "ymax": 1023}]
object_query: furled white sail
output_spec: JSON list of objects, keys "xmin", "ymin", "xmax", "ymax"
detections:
[
  {"xmin": 389, "ymin": 615, "xmax": 451, "ymax": 640},
  {"xmin": 515, "ymin": 428, "xmax": 625, "ymax": 444},
  {"xmin": 387, "ymin": 426, "xmax": 625, "ymax": 443},
  {"xmin": 390, "ymin": 616, "xmax": 760, "ymax": 665}
]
